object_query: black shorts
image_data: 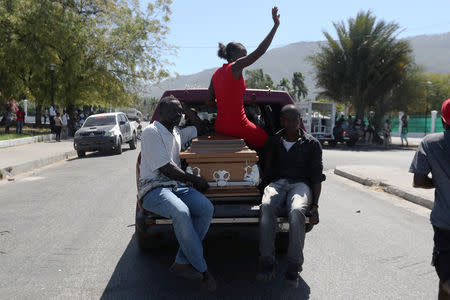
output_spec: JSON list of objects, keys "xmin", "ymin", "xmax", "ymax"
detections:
[{"xmin": 433, "ymin": 226, "xmax": 450, "ymax": 282}]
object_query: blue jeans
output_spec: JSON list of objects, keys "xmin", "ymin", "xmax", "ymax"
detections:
[
  {"xmin": 16, "ymin": 121, "xmax": 23, "ymax": 134},
  {"xmin": 260, "ymin": 180, "xmax": 311, "ymax": 266},
  {"xmin": 142, "ymin": 187, "xmax": 213, "ymax": 272}
]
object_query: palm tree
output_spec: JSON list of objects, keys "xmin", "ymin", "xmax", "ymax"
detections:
[
  {"xmin": 292, "ymin": 72, "xmax": 308, "ymax": 101},
  {"xmin": 310, "ymin": 11, "xmax": 412, "ymax": 120}
]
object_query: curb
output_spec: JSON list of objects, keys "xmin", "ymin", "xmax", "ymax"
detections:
[
  {"xmin": 334, "ymin": 168, "xmax": 433, "ymax": 210},
  {"xmin": 0, "ymin": 150, "xmax": 77, "ymax": 180},
  {"xmin": 0, "ymin": 134, "xmax": 55, "ymax": 149}
]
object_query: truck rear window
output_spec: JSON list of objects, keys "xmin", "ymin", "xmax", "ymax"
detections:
[
  {"xmin": 182, "ymin": 102, "xmax": 282, "ymax": 135},
  {"xmin": 84, "ymin": 116, "xmax": 116, "ymax": 127}
]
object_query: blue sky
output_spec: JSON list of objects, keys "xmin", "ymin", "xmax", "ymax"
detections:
[{"xmin": 141, "ymin": 0, "xmax": 450, "ymax": 76}]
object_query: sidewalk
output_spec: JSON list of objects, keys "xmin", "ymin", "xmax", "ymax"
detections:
[
  {"xmin": 0, "ymin": 139, "xmax": 76, "ymax": 179},
  {"xmin": 389, "ymin": 136, "xmax": 422, "ymax": 147},
  {"xmin": 334, "ymin": 164, "xmax": 434, "ymax": 209}
]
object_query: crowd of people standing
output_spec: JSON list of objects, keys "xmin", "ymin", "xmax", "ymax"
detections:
[{"xmin": 0, "ymin": 96, "xmax": 93, "ymax": 138}]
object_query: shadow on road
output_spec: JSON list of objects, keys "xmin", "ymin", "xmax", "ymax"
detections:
[
  {"xmin": 100, "ymin": 232, "xmax": 311, "ymax": 299},
  {"xmin": 67, "ymin": 148, "xmax": 135, "ymax": 161}
]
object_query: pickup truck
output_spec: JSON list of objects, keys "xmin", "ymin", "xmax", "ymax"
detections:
[
  {"xmin": 74, "ymin": 112, "xmax": 138, "ymax": 158},
  {"xmin": 135, "ymin": 89, "xmax": 311, "ymax": 251}
]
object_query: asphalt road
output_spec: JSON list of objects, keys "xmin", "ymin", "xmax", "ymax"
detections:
[
  {"xmin": 322, "ymin": 145, "xmax": 416, "ymax": 171},
  {"xmin": 0, "ymin": 145, "xmax": 437, "ymax": 299}
]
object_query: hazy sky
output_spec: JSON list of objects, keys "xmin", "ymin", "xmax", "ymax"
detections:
[{"xmin": 140, "ymin": 0, "xmax": 450, "ymax": 76}]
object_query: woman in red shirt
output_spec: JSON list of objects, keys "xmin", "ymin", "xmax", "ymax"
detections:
[{"xmin": 206, "ymin": 7, "xmax": 280, "ymax": 148}]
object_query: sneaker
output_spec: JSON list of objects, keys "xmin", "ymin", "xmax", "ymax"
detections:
[
  {"xmin": 202, "ymin": 269, "xmax": 217, "ymax": 292},
  {"xmin": 284, "ymin": 263, "xmax": 301, "ymax": 288},
  {"xmin": 169, "ymin": 263, "xmax": 204, "ymax": 280},
  {"xmin": 256, "ymin": 257, "xmax": 276, "ymax": 281}
]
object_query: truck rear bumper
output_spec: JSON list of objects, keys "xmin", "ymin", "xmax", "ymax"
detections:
[{"xmin": 151, "ymin": 217, "xmax": 308, "ymax": 231}]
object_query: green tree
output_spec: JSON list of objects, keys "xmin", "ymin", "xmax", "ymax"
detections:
[
  {"xmin": 0, "ymin": 0, "xmax": 172, "ymax": 125},
  {"xmin": 310, "ymin": 11, "xmax": 412, "ymax": 120},
  {"xmin": 277, "ymin": 77, "xmax": 292, "ymax": 93},
  {"xmin": 291, "ymin": 72, "xmax": 308, "ymax": 101},
  {"xmin": 423, "ymin": 73, "xmax": 450, "ymax": 112},
  {"xmin": 244, "ymin": 69, "xmax": 275, "ymax": 89},
  {"xmin": 388, "ymin": 67, "xmax": 426, "ymax": 115}
]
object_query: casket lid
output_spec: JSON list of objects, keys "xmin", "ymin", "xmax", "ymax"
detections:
[{"xmin": 180, "ymin": 133, "xmax": 258, "ymax": 159}]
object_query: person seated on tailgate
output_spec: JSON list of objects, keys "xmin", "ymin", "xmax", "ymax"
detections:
[
  {"xmin": 205, "ymin": 6, "xmax": 280, "ymax": 149},
  {"xmin": 138, "ymin": 96, "xmax": 216, "ymax": 291},
  {"xmin": 257, "ymin": 104, "xmax": 325, "ymax": 288}
]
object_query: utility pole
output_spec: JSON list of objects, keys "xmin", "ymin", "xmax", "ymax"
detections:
[{"xmin": 49, "ymin": 64, "xmax": 56, "ymax": 106}]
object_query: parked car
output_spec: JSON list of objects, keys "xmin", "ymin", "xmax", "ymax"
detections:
[
  {"xmin": 135, "ymin": 89, "xmax": 312, "ymax": 252},
  {"xmin": 74, "ymin": 112, "xmax": 138, "ymax": 158},
  {"xmin": 126, "ymin": 108, "xmax": 143, "ymax": 121}
]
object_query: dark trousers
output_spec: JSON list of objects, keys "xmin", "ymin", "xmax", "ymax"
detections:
[
  {"xmin": 5, "ymin": 120, "xmax": 10, "ymax": 134},
  {"xmin": 55, "ymin": 126, "xmax": 62, "ymax": 141},
  {"xmin": 16, "ymin": 121, "xmax": 24, "ymax": 134},
  {"xmin": 433, "ymin": 226, "xmax": 450, "ymax": 283},
  {"xmin": 50, "ymin": 116, "xmax": 55, "ymax": 133}
]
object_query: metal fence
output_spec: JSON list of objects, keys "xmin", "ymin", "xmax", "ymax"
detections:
[{"xmin": 388, "ymin": 114, "xmax": 444, "ymax": 133}]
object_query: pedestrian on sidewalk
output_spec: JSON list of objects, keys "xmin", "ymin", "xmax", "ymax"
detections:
[
  {"xmin": 4, "ymin": 109, "xmax": 12, "ymax": 134},
  {"xmin": 42, "ymin": 110, "xmax": 47, "ymax": 127},
  {"xmin": 401, "ymin": 114, "xmax": 408, "ymax": 147},
  {"xmin": 365, "ymin": 120, "xmax": 375, "ymax": 144},
  {"xmin": 383, "ymin": 119, "xmax": 391, "ymax": 147},
  {"xmin": 256, "ymin": 104, "xmax": 325, "ymax": 288},
  {"xmin": 15, "ymin": 106, "xmax": 25, "ymax": 134},
  {"xmin": 61, "ymin": 110, "xmax": 69, "ymax": 139},
  {"xmin": 54, "ymin": 112, "xmax": 62, "ymax": 142},
  {"xmin": 49, "ymin": 105, "xmax": 56, "ymax": 133},
  {"xmin": 410, "ymin": 98, "xmax": 450, "ymax": 299}
]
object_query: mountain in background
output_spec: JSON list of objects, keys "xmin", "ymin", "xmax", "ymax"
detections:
[{"xmin": 145, "ymin": 32, "xmax": 450, "ymax": 99}]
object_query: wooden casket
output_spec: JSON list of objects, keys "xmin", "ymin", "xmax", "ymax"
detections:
[{"xmin": 180, "ymin": 133, "xmax": 260, "ymax": 197}]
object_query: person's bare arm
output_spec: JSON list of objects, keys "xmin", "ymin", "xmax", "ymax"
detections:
[
  {"xmin": 308, "ymin": 182, "xmax": 321, "ymax": 225},
  {"xmin": 310, "ymin": 182, "xmax": 321, "ymax": 206},
  {"xmin": 232, "ymin": 7, "xmax": 280, "ymax": 79},
  {"xmin": 205, "ymin": 79, "xmax": 216, "ymax": 107},
  {"xmin": 413, "ymin": 173, "xmax": 434, "ymax": 189},
  {"xmin": 159, "ymin": 162, "xmax": 209, "ymax": 192}
]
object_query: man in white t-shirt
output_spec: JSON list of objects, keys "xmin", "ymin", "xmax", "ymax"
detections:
[
  {"xmin": 138, "ymin": 96, "xmax": 216, "ymax": 291},
  {"xmin": 61, "ymin": 110, "xmax": 69, "ymax": 139}
]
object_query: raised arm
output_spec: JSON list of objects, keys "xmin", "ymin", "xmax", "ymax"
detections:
[{"xmin": 232, "ymin": 7, "xmax": 280, "ymax": 77}]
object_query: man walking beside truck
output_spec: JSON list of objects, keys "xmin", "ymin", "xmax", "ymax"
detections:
[{"xmin": 410, "ymin": 99, "xmax": 450, "ymax": 300}]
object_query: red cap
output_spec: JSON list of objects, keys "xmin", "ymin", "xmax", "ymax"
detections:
[{"xmin": 442, "ymin": 99, "xmax": 450, "ymax": 125}]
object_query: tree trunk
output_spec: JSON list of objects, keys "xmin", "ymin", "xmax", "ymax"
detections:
[
  {"xmin": 355, "ymin": 105, "xmax": 365, "ymax": 121},
  {"xmin": 35, "ymin": 103, "xmax": 42, "ymax": 127},
  {"xmin": 67, "ymin": 104, "xmax": 76, "ymax": 137}
]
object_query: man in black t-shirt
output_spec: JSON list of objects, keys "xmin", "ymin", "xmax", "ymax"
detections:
[
  {"xmin": 257, "ymin": 105, "xmax": 326, "ymax": 287},
  {"xmin": 410, "ymin": 99, "xmax": 450, "ymax": 299}
]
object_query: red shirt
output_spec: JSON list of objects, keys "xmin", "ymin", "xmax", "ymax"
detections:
[
  {"xmin": 212, "ymin": 63, "xmax": 247, "ymax": 132},
  {"xmin": 16, "ymin": 110, "xmax": 24, "ymax": 122},
  {"xmin": 212, "ymin": 62, "xmax": 267, "ymax": 147}
]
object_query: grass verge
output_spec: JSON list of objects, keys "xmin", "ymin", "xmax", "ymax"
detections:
[{"xmin": 0, "ymin": 133, "xmax": 33, "ymax": 141}]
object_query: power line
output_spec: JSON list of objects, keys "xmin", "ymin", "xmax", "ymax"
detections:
[{"xmin": 169, "ymin": 23, "xmax": 450, "ymax": 49}]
